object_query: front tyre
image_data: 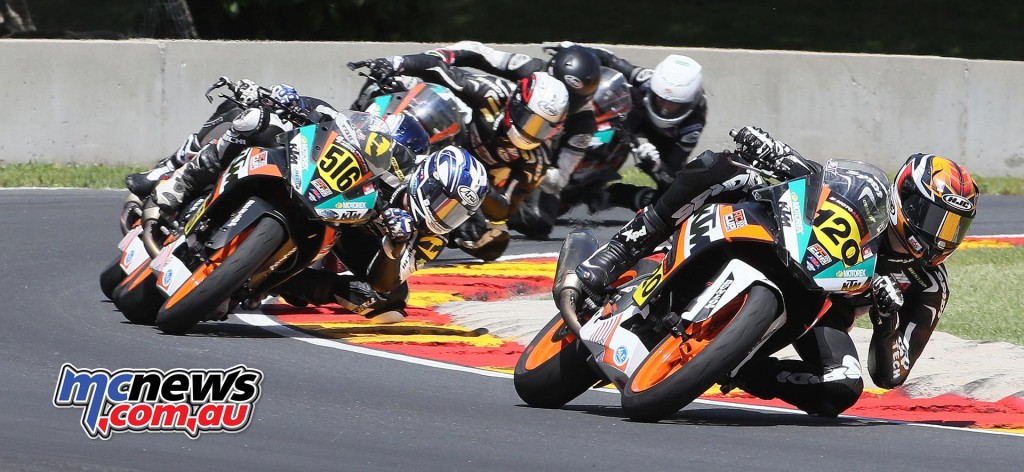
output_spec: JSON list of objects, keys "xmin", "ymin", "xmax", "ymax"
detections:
[
  {"xmin": 621, "ymin": 285, "xmax": 780, "ymax": 422},
  {"xmin": 112, "ymin": 263, "xmax": 164, "ymax": 325},
  {"xmin": 100, "ymin": 257, "xmax": 126, "ymax": 300},
  {"xmin": 155, "ymin": 217, "xmax": 285, "ymax": 335},
  {"xmin": 514, "ymin": 314, "xmax": 601, "ymax": 408}
]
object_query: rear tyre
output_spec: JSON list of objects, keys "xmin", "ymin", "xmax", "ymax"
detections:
[
  {"xmin": 620, "ymin": 285, "xmax": 780, "ymax": 422},
  {"xmin": 156, "ymin": 217, "xmax": 285, "ymax": 335},
  {"xmin": 514, "ymin": 314, "xmax": 601, "ymax": 408}
]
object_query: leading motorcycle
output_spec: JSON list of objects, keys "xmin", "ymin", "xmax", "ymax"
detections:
[{"xmin": 514, "ymin": 146, "xmax": 890, "ymax": 421}]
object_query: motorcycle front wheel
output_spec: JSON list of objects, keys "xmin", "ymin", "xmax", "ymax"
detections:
[
  {"xmin": 155, "ymin": 217, "xmax": 285, "ymax": 335},
  {"xmin": 112, "ymin": 262, "xmax": 163, "ymax": 325},
  {"xmin": 620, "ymin": 285, "xmax": 780, "ymax": 422}
]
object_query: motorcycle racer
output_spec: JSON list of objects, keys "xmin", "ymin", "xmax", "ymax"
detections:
[
  {"xmin": 552, "ymin": 43, "xmax": 709, "ymax": 212},
  {"xmin": 276, "ymin": 145, "xmax": 489, "ymax": 322},
  {"xmin": 355, "ymin": 53, "xmax": 570, "ymax": 260},
  {"xmin": 576, "ymin": 127, "xmax": 978, "ymax": 416}
]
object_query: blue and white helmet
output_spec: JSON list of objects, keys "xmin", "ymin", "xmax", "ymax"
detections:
[{"xmin": 408, "ymin": 146, "xmax": 488, "ymax": 235}]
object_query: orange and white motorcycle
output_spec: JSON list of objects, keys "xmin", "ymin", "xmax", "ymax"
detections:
[{"xmin": 514, "ymin": 156, "xmax": 890, "ymax": 422}]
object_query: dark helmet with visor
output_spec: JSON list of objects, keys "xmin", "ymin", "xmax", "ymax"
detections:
[
  {"xmin": 889, "ymin": 153, "xmax": 979, "ymax": 266},
  {"xmin": 548, "ymin": 45, "xmax": 601, "ymax": 97}
]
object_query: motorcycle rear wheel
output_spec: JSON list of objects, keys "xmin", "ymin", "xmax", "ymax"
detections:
[
  {"xmin": 155, "ymin": 217, "xmax": 285, "ymax": 335},
  {"xmin": 620, "ymin": 285, "xmax": 779, "ymax": 422},
  {"xmin": 514, "ymin": 314, "xmax": 600, "ymax": 408}
]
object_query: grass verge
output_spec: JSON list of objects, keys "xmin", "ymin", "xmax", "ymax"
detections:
[
  {"xmin": 620, "ymin": 170, "xmax": 1024, "ymax": 196},
  {"xmin": 0, "ymin": 162, "xmax": 146, "ymax": 188},
  {"xmin": 853, "ymin": 246, "xmax": 1024, "ymax": 345}
]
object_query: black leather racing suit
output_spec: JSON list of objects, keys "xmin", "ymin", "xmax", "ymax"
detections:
[
  {"xmin": 393, "ymin": 53, "xmax": 548, "ymax": 223},
  {"xmin": 428, "ymin": 42, "xmax": 598, "ymax": 194},
  {"xmin": 660, "ymin": 151, "xmax": 947, "ymax": 416},
  {"xmin": 585, "ymin": 46, "xmax": 709, "ymax": 211}
]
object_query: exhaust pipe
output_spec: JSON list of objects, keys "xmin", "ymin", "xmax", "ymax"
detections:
[{"xmin": 552, "ymin": 229, "xmax": 599, "ymax": 336}]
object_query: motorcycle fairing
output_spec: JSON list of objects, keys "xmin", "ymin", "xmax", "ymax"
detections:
[
  {"xmin": 759, "ymin": 161, "xmax": 890, "ymax": 295},
  {"xmin": 578, "ymin": 298, "xmax": 650, "ymax": 389},
  {"xmin": 632, "ymin": 202, "xmax": 775, "ymax": 308},
  {"xmin": 184, "ymin": 146, "xmax": 288, "ymax": 235},
  {"xmin": 290, "ymin": 120, "xmax": 397, "ymax": 224},
  {"xmin": 581, "ymin": 257, "xmax": 786, "ymax": 390},
  {"xmin": 116, "ymin": 225, "xmax": 149, "ymax": 274},
  {"xmin": 151, "ymin": 237, "xmax": 189, "ymax": 296}
]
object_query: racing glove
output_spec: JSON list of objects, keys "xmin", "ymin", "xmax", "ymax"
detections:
[
  {"xmin": 870, "ymin": 274, "xmax": 904, "ymax": 327},
  {"xmin": 731, "ymin": 126, "xmax": 816, "ymax": 178},
  {"xmin": 383, "ymin": 208, "xmax": 414, "ymax": 244},
  {"xmin": 368, "ymin": 57, "xmax": 403, "ymax": 81},
  {"xmin": 234, "ymin": 79, "xmax": 260, "ymax": 106},
  {"xmin": 633, "ymin": 142, "xmax": 663, "ymax": 174}
]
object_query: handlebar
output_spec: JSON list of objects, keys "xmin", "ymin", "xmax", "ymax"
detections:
[
  {"xmin": 347, "ymin": 59, "xmax": 404, "ymax": 95},
  {"xmin": 727, "ymin": 128, "xmax": 783, "ymax": 179}
]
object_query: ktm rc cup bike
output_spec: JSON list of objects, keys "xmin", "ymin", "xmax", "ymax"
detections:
[
  {"xmin": 514, "ymin": 154, "xmax": 890, "ymax": 422},
  {"xmin": 108, "ymin": 107, "xmax": 411, "ymax": 334}
]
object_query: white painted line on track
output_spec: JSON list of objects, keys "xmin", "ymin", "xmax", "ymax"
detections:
[
  {"xmin": 234, "ymin": 313, "xmax": 509, "ymax": 378},
  {"xmin": 234, "ymin": 312, "xmax": 1021, "ymax": 437},
  {"xmin": 965, "ymin": 233, "xmax": 1024, "ymax": 238},
  {"xmin": 496, "ymin": 251, "xmax": 559, "ymax": 261}
]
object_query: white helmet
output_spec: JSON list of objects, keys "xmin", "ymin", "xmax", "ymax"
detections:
[
  {"xmin": 408, "ymin": 145, "xmax": 489, "ymax": 235},
  {"xmin": 643, "ymin": 54, "xmax": 704, "ymax": 129}
]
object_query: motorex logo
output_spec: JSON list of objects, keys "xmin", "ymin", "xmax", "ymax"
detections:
[{"xmin": 53, "ymin": 364, "xmax": 262, "ymax": 440}]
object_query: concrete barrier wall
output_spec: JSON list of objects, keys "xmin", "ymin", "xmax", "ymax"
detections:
[{"xmin": 2, "ymin": 39, "xmax": 1022, "ymax": 176}]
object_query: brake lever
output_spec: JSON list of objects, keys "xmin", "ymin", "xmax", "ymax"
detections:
[
  {"xmin": 205, "ymin": 76, "xmax": 233, "ymax": 103},
  {"xmin": 347, "ymin": 60, "xmax": 369, "ymax": 71},
  {"xmin": 725, "ymin": 152, "xmax": 776, "ymax": 180}
]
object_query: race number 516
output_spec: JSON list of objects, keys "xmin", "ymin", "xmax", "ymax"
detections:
[{"xmin": 318, "ymin": 145, "xmax": 364, "ymax": 192}]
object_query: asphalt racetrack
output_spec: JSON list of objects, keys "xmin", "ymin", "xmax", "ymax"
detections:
[{"xmin": 1, "ymin": 189, "xmax": 1021, "ymax": 471}]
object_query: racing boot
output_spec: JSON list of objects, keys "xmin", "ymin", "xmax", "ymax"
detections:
[
  {"xmin": 576, "ymin": 205, "xmax": 670, "ymax": 293},
  {"xmin": 153, "ymin": 143, "xmax": 223, "ymax": 213},
  {"xmin": 154, "ymin": 106, "xmax": 268, "ymax": 212},
  {"xmin": 125, "ymin": 133, "xmax": 201, "ymax": 198}
]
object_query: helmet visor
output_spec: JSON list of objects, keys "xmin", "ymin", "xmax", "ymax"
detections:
[
  {"xmin": 413, "ymin": 175, "xmax": 475, "ymax": 233},
  {"xmin": 648, "ymin": 93, "xmax": 694, "ymax": 121},
  {"xmin": 594, "ymin": 68, "xmax": 632, "ymax": 123},
  {"xmin": 902, "ymin": 193, "xmax": 974, "ymax": 256},
  {"xmin": 506, "ymin": 100, "xmax": 563, "ymax": 150}
]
